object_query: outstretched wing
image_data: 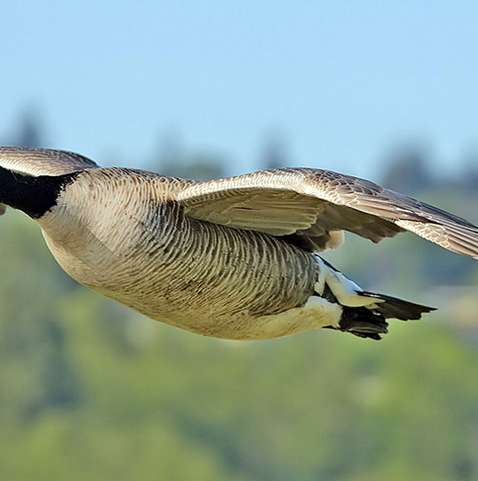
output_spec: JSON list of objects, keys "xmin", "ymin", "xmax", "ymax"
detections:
[
  {"xmin": 0, "ymin": 146, "xmax": 99, "ymax": 176},
  {"xmin": 176, "ymin": 167, "xmax": 478, "ymax": 258},
  {"xmin": 0, "ymin": 146, "xmax": 99, "ymax": 215}
]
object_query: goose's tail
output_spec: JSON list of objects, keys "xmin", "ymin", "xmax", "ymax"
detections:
[
  {"xmin": 316, "ymin": 256, "xmax": 436, "ymax": 340},
  {"xmin": 335, "ymin": 292, "xmax": 436, "ymax": 340}
]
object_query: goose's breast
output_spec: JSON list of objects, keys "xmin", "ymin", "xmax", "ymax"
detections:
[{"xmin": 43, "ymin": 204, "xmax": 319, "ymax": 338}]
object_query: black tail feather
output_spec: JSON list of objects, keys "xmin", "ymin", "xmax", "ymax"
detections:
[
  {"xmin": 321, "ymin": 275, "xmax": 436, "ymax": 340},
  {"xmin": 338, "ymin": 306, "xmax": 389, "ymax": 340},
  {"xmin": 359, "ymin": 291, "xmax": 436, "ymax": 321},
  {"xmin": 329, "ymin": 291, "xmax": 436, "ymax": 341}
]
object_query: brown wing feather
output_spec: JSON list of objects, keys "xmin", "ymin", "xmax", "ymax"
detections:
[
  {"xmin": 177, "ymin": 167, "xmax": 478, "ymax": 258},
  {"xmin": 0, "ymin": 146, "xmax": 98, "ymax": 176}
]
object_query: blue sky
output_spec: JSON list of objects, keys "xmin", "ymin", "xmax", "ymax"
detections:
[{"xmin": 1, "ymin": 1, "xmax": 478, "ymax": 178}]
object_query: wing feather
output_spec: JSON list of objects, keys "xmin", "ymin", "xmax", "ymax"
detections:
[
  {"xmin": 0, "ymin": 146, "xmax": 98, "ymax": 176},
  {"xmin": 177, "ymin": 167, "xmax": 478, "ymax": 258}
]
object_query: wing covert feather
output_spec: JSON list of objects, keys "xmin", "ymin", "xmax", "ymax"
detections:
[
  {"xmin": 0, "ymin": 147, "xmax": 99, "ymax": 176},
  {"xmin": 177, "ymin": 168, "xmax": 478, "ymax": 258}
]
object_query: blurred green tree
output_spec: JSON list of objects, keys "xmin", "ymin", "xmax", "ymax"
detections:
[{"xmin": 1, "ymin": 115, "xmax": 478, "ymax": 480}]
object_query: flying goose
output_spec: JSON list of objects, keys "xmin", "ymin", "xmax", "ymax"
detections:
[{"xmin": 0, "ymin": 146, "xmax": 476, "ymax": 341}]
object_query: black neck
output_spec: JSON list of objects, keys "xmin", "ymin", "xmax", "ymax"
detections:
[{"xmin": 0, "ymin": 167, "xmax": 77, "ymax": 218}]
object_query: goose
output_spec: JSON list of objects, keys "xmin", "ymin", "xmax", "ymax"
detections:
[{"xmin": 0, "ymin": 146, "xmax": 476, "ymax": 341}]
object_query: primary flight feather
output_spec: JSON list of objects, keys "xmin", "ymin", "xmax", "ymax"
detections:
[{"xmin": 0, "ymin": 146, "xmax": 476, "ymax": 340}]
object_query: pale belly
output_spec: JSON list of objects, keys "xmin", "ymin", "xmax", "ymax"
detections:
[
  {"xmin": 42, "ymin": 214, "xmax": 339, "ymax": 340},
  {"xmin": 94, "ymin": 286, "xmax": 342, "ymax": 340}
]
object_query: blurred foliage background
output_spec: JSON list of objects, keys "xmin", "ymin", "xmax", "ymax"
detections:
[{"xmin": 0, "ymin": 113, "xmax": 477, "ymax": 481}]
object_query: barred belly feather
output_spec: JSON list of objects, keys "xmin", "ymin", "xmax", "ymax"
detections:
[{"xmin": 40, "ymin": 171, "xmax": 325, "ymax": 339}]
